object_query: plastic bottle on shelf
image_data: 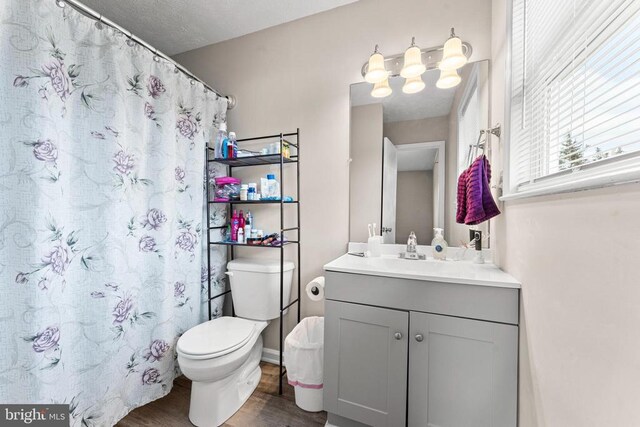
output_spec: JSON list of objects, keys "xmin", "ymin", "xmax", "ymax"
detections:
[
  {"xmin": 267, "ymin": 174, "xmax": 280, "ymax": 200},
  {"xmin": 237, "ymin": 227, "xmax": 244, "ymax": 244},
  {"xmin": 228, "ymin": 132, "xmax": 238, "ymax": 159},
  {"xmin": 238, "ymin": 210, "xmax": 245, "ymax": 231},
  {"xmin": 214, "ymin": 123, "xmax": 227, "ymax": 159},
  {"xmin": 222, "ymin": 133, "xmax": 229, "ymax": 159},
  {"xmin": 230, "ymin": 210, "xmax": 240, "ymax": 242},
  {"xmin": 244, "ymin": 211, "xmax": 252, "ymax": 242}
]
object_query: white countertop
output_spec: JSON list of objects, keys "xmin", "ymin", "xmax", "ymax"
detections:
[{"xmin": 323, "ymin": 251, "xmax": 521, "ymax": 289}]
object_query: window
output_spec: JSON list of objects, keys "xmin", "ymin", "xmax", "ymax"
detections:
[{"xmin": 506, "ymin": 0, "xmax": 640, "ymax": 197}]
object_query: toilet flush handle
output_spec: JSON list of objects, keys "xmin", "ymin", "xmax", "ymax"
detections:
[{"xmin": 225, "ymin": 272, "xmax": 234, "ymax": 277}]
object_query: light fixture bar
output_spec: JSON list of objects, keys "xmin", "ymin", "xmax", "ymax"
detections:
[{"xmin": 360, "ymin": 42, "xmax": 472, "ymax": 79}]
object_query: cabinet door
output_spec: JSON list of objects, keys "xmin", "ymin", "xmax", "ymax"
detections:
[
  {"xmin": 408, "ymin": 312, "xmax": 518, "ymax": 427},
  {"xmin": 324, "ymin": 300, "xmax": 408, "ymax": 427}
]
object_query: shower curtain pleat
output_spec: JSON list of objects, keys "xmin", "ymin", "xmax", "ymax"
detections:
[{"xmin": 0, "ymin": 1, "xmax": 227, "ymax": 424}]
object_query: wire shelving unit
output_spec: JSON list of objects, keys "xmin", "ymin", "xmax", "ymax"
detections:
[{"xmin": 205, "ymin": 129, "xmax": 301, "ymax": 395}]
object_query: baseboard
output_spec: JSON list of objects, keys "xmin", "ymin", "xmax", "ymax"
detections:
[{"xmin": 261, "ymin": 347, "xmax": 284, "ymax": 366}]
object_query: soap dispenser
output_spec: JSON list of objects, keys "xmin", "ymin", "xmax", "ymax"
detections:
[{"xmin": 431, "ymin": 228, "xmax": 448, "ymax": 260}]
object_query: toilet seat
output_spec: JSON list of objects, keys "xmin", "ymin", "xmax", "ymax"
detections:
[{"xmin": 178, "ymin": 317, "xmax": 256, "ymax": 360}]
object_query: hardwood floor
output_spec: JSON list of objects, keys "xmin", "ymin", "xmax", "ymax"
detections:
[{"xmin": 117, "ymin": 362, "xmax": 327, "ymax": 427}]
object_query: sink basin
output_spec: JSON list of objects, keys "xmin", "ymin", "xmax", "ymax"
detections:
[{"xmin": 323, "ymin": 253, "xmax": 520, "ymax": 289}]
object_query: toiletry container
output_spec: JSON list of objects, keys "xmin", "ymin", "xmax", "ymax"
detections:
[
  {"xmin": 260, "ymin": 177, "xmax": 269, "ymax": 199},
  {"xmin": 238, "ymin": 210, "xmax": 245, "ymax": 232},
  {"xmin": 228, "ymin": 132, "xmax": 238, "ymax": 159},
  {"xmin": 214, "ymin": 123, "xmax": 227, "ymax": 159},
  {"xmin": 431, "ymin": 228, "xmax": 448, "ymax": 260},
  {"xmin": 231, "ymin": 210, "xmax": 240, "ymax": 242},
  {"xmin": 248, "ymin": 183, "xmax": 257, "ymax": 200},
  {"xmin": 267, "ymin": 174, "xmax": 280, "ymax": 199},
  {"xmin": 244, "ymin": 212, "xmax": 252, "ymax": 242},
  {"xmin": 240, "ymin": 184, "xmax": 248, "ymax": 201},
  {"xmin": 367, "ymin": 235, "xmax": 383, "ymax": 257}
]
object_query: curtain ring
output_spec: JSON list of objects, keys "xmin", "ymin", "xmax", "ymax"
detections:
[
  {"xmin": 153, "ymin": 49, "xmax": 160, "ymax": 62},
  {"xmin": 95, "ymin": 15, "xmax": 104, "ymax": 30},
  {"xmin": 126, "ymin": 31, "xmax": 135, "ymax": 47}
]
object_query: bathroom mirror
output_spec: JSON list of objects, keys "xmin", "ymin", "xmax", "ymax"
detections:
[{"xmin": 349, "ymin": 59, "xmax": 490, "ymax": 247}]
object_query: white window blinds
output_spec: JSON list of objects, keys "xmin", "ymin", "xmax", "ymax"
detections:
[{"xmin": 509, "ymin": 0, "xmax": 640, "ymax": 193}]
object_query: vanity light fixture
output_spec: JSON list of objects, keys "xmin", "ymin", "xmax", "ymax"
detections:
[
  {"xmin": 371, "ymin": 76, "xmax": 392, "ymax": 98},
  {"xmin": 436, "ymin": 68, "xmax": 461, "ymax": 89},
  {"xmin": 361, "ymin": 29, "xmax": 471, "ymax": 96},
  {"xmin": 402, "ymin": 75, "xmax": 425, "ymax": 94},
  {"xmin": 439, "ymin": 28, "xmax": 468, "ymax": 71},
  {"xmin": 364, "ymin": 45, "xmax": 388, "ymax": 84},
  {"xmin": 400, "ymin": 37, "xmax": 426, "ymax": 78}
]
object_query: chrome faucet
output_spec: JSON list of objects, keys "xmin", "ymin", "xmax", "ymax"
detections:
[
  {"xmin": 407, "ymin": 231, "xmax": 417, "ymax": 253},
  {"xmin": 400, "ymin": 231, "xmax": 425, "ymax": 260}
]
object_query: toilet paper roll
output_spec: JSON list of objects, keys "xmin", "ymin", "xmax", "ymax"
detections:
[{"xmin": 305, "ymin": 276, "xmax": 325, "ymax": 302}]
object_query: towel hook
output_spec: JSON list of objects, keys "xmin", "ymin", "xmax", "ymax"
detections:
[{"xmin": 486, "ymin": 124, "xmax": 501, "ymax": 139}]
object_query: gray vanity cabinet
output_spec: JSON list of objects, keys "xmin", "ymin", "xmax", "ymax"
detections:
[
  {"xmin": 324, "ymin": 300, "xmax": 408, "ymax": 427},
  {"xmin": 323, "ymin": 270, "xmax": 519, "ymax": 427},
  {"xmin": 408, "ymin": 311, "xmax": 518, "ymax": 427}
]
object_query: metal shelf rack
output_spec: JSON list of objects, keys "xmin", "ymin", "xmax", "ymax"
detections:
[{"xmin": 205, "ymin": 129, "xmax": 301, "ymax": 395}]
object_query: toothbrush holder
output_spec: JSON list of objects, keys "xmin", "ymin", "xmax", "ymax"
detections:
[{"xmin": 367, "ymin": 236, "xmax": 383, "ymax": 257}]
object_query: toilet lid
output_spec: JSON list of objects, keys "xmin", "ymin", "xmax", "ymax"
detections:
[{"xmin": 177, "ymin": 317, "xmax": 255, "ymax": 358}]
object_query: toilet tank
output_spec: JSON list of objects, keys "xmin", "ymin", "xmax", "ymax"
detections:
[{"xmin": 226, "ymin": 258, "xmax": 295, "ymax": 321}]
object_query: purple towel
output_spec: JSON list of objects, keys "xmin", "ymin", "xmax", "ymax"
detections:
[
  {"xmin": 456, "ymin": 155, "xmax": 500, "ymax": 225},
  {"xmin": 456, "ymin": 168, "xmax": 469, "ymax": 224}
]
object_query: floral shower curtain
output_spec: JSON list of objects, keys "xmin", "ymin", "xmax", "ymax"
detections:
[{"xmin": 0, "ymin": 1, "xmax": 228, "ymax": 424}]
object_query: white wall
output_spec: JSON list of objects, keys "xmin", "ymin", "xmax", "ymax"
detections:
[
  {"xmin": 396, "ymin": 170, "xmax": 434, "ymax": 243},
  {"xmin": 175, "ymin": 0, "xmax": 492, "ymax": 349},
  {"xmin": 491, "ymin": 0, "xmax": 640, "ymax": 425}
]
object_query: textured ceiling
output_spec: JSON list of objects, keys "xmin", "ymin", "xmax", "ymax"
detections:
[
  {"xmin": 351, "ymin": 69, "xmax": 456, "ymax": 123},
  {"xmin": 78, "ymin": 0, "xmax": 359, "ymax": 55}
]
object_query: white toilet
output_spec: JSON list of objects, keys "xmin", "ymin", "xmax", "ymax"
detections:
[{"xmin": 177, "ymin": 258, "xmax": 294, "ymax": 427}]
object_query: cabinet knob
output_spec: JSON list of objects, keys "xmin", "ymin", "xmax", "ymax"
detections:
[
  {"xmin": 415, "ymin": 334, "xmax": 424, "ymax": 342},
  {"xmin": 394, "ymin": 332, "xmax": 403, "ymax": 340}
]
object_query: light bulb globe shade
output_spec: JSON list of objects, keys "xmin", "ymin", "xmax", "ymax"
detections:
[
  {"xmin": 402, "ymin": 75, "xmax": 425, "ymax": 94},
  {"xmin": 436, "ymin": 68, "xmax": 461, "ymax": 89},
  {"xmin": 364, "ymin": 52, "xmax": 387, "ymax": 84},
  {"xmin": 400, "ymin": 45, "xmax": 426, "ymax": 78},
  {"xmin": 439, "ymin": 36, "xmax": 468, "ymax": 70},
  {"xmin": 371, "ymin": 77, "xmax": 392, "ymax": 98}
]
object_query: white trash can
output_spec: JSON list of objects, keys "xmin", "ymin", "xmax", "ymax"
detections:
[{"xmin": 284, "ymin": 316, "xmax": 324, "ymax": 412}]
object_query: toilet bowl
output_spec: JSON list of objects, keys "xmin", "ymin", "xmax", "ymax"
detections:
[
  {"xmin": 177, "ymin": 258, "xmax": 294, "ymax": 427},
  {"xmin": 177, "ymin": 317, "xmax": 268, "ymax": 427}
]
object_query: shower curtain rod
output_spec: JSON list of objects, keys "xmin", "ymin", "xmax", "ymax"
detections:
[{"xmin": 60, "ymin": 0, "xmax": 236, "ymax": 109}]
